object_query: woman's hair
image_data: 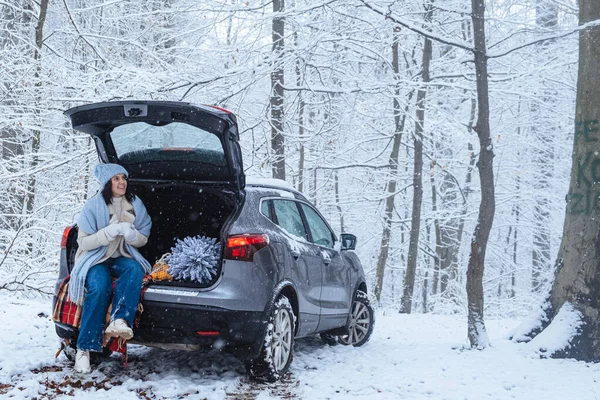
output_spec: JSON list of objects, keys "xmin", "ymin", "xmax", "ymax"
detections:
[{"xmin": 101, "ymin": 176, "xmax": 135, "ymax": 205}]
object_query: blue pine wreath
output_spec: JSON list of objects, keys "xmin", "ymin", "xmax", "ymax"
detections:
[{"xmin": 166, "ymin": 235, "xmax": 221, "ymax": 283}]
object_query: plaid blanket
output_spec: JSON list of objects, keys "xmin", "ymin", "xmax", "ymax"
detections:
[
  {"xmin": 53, "ymin": 274, "xmax": 151, "ymax": 362},
  {"xmin": 52, "ymin": 275, "xmax": 84, "ymax": 328}
]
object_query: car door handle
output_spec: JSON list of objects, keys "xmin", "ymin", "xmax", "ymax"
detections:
[{"xmin": 291, "ymin": 250, "xmax": 300, "ymax": 259}]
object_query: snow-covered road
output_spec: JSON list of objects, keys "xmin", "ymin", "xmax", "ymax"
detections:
[{"xmin": 2, "ymin": 293, "xmax": 600, "ymax": 399}]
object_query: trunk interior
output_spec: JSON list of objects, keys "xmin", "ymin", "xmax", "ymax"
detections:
[{"xmin": 132, "ymin": 182, "xmax": 238, "ymax": 286}]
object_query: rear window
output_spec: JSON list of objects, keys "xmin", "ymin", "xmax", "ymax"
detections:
[{"xmin": 110, "ymin": 122, "xmax": 226, "ymax": 166}]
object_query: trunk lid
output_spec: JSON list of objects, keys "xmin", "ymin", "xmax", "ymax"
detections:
[{"xmin": 64, "ymin": 101, "xmax": 245, "ymax": 189}]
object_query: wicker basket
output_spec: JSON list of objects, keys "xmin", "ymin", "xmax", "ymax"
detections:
[{"xmin": 151, "ymin": 253, "xmax": 173, "ymax": 281}]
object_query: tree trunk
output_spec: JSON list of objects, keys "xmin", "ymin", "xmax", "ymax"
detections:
[
  {"xmin": 271, "ymin": 0, "xmax": 285, "ymax": 180},
  {"xmin": 466, "ymin": 0, "xmax": 494, "ymax": 348},
  {"xmin": 511, "ymin": 174, "xmax": 520, "ymax": 298},
  {"xmin": 531, "ymin": 144, "xmax": 552, "ymax": 291},
  {"xmin": 334, "ymin": 171, "xmax": 345, "ymax": 233},
  {"xmin": 430, "ymin": 161, "xmax": 441, "ymax": 295},
  {"xmin": 25, "ymin": 0, "xmax": 49, "ymax": 215},
  {"xmin": 1, "ymin": 2, "xmax": 28, "ymax": 155},
  {"xmin": 423, "ymin": 222, "xmax": 431, "ymax": 312},
  {"xmin": 531, "ymin": 0, "xmax": 558, "ymax": 292},
  {"xmin": 529, "ymin": 0, "xmax": 600, "ymax": 361},
  {"xmin": 294, "ymin": 30, "xmax": 306, "ymax": 193},
  {"xmin": 499, "ymin": 225, "xmax": 511, "ymax": 297},
  {"xmin": 449, "ymin": 21, "xmax": 478, "ymax": 288},
  {"xmin": 312, "ymin": 168, "xmax": 317, "ymax": 207},
  {"xmin": 400, "ymin": 3, "xmax": 433, "ymax": 314},
  {"xmin": 374, "ymin": 27, "xmax": 411, "ymax": 302},
  {"xmin": 450, "ymin": 101, "xmax": 478, "ymax": 290},
  {"xmin": 438, "ymin": 170, "xmax": 458, "ymax": 294},
  {"xmin": 1, "ymin": 3, "xmax": 41, "ymax": 232},
  {"xmin": 297, "ymin": 103, "xmax": 306, "ymax": 192}
]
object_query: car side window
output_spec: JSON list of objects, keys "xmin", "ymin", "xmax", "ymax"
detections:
[
  {"xmin": 260, "ymin": 199, "xmax": 272, "ymax": 221},
  {"xmin": 300, "ymin": 203, "xmax": 334, "ymax": 248},
  {"xmin": 272, "ymin": 200, "xmax": 308, "ymax": 240}
]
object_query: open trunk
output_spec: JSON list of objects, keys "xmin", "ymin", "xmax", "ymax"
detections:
[
  {"xmin": 64, "ymin": 101, "xmax": 245, "ymax": 190},
  {"xmin": 62, "ymin": 101, "xmax": 246, "ymax": 286},
  {"xmin": 133, "ymin": 182, "xmax": 239, "ymax": 286},
  {"xmin": 66, "ymin": 183, "xmax": 240, "ymax": 287}
]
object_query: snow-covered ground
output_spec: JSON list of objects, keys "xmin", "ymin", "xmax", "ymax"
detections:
[{"xmin": 2, "ymin": 293, "xmax": 600, "ymax": 400}]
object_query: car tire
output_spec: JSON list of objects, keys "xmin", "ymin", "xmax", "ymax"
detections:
[
  {"xmin": 245, "ymin": 296, "xmax": 296, "ymax": 382},
  {"xmin": 338, "ymin": 290, "xmax": 374, "ymax": 347}
]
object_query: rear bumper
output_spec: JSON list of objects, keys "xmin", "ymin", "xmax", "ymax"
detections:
[
  {"xmin": 133, "ymin": 300, "xmax": 266, "ymax": 359},
  {"xmin": 127, "ymin": 258, "xmax": 276, "ymax": 358},
  {"xmin": 54, "ymin": 301, "xmax": 266, "ymax": 359},
  {"xmin": 53, "ymin": 256, "xmax": 278, "ymax": 359}
]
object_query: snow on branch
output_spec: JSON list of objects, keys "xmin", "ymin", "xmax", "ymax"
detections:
[
  {"xmin": 358, "ymin": 0, "xmax": 473, "ymax": 53},
  {"xmin": 61, "ymin": 0, "xmax": 108, "ymax": 65},
  {"xmin": 360, "ymin": 0, "xmax": 596, "ymax": 61},
  {"xmin": 487, "ymin": 24, "xmax": 591, "ymax": 59}
]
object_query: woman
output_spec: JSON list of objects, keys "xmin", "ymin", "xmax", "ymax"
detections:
[{"xmin": 69, "ymin": 163, "xmax": 152, "ymax": 373}]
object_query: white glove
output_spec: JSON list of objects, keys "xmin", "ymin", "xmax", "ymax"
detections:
[
  {"xmin": 123, "ymin": 223, "xmax": 138, "ymax": 242},
  {"xmin": 104, "ymin": 223, "xmax": 123, "ymax": 240}
]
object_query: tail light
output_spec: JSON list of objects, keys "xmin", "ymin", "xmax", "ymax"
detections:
[
  {"xmin": 195, "ymin": 331, "xmax": 219, "ymax": 337},
  {"xmin": 203, "ymin": 104, "xmax": 231, "ymax": 114},
  {"xmin": 224, "ymin": 234, "xmax": 269, "ymax": 262},
  {"xmin": 60, "ymin": 226, "xmax": 73, "ymax": 249}
]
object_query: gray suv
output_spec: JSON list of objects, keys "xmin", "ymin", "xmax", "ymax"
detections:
[{"xmin": 54, "ymin": 101, "xmax": 374, "ymax": 382}]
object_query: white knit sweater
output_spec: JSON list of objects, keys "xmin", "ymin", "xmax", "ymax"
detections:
[{"xmin": 75, "ymin": 197, "xmax": 148, "ymax": 264}]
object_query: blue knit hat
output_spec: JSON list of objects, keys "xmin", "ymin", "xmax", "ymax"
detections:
[{"xmin": 94, "ymin": 163, "xmax": 129, "ymax": 187}]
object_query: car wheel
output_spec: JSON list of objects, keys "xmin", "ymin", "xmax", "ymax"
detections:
[
  {"xmin": 338, "ymin": 290, "xmax": 374, "ymax": 347},
  {"xmin": 246, "ymin": 296, "xmax": 296, "ymax": 382}
]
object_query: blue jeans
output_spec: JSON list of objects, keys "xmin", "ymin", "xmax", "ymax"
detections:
[{"xmin": 76, "ymin": 257, "xmax": 144, "ymax": 352}]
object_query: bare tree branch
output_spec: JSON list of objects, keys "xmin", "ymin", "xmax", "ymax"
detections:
[{"xmin": 359, "ymin": 0, "xmax": 474, "ymax": 52}]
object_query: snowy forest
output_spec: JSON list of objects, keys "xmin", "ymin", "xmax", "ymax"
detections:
[{"xmin": 0, "ymin": 0, "xmax": 579, "ymax": 320}]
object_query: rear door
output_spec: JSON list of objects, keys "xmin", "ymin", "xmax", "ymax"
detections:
[
  {"xmin": 298, "ymin": 202, "xmax": 352, "ymax": 332},
  {"xmin": 64, "ymin": 101, "xmax": 245, "ymax": 189},
  {"xmin": 265, "ymin": 198, "xmax": 322, "ymax": 336}
]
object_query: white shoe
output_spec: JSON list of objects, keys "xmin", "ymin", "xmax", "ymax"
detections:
[
  {"xmin": 105, "ymin": 318, "xmax": 134, "ymax": 340},
  {"xmin": 74, "ymin": 350, "xmax": 91, "ymax": 373}
]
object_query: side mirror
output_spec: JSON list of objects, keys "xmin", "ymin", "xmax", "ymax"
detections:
[{"xmin": 340, "ymin": 233, "xmax": 357, "ymax": 251}]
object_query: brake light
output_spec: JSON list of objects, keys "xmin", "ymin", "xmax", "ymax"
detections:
[
  {"xmin": 160, "ymin": 147, "xmax": 193, "ymax": 152},
  {"xmin": 195, "ymin": 331, "xmax": 219, "ymax": 337},
  {"xmin": 203, "ymin": 104, "xmax": 231, "ymax": 114},
  {"xmin": 224, "ymin": 234, "xmax": 269, "ymax": 261},
  {"xmin": 60, "ymin": 226, "xmax": 73, "ymax": 249}
]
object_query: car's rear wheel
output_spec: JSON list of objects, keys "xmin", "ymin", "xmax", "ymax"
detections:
[
  {"xmin": 338, "ymin": 290, "xmax": 374, "ymax": 347},
  {"xmin": 246, "ymin": 295, "xmax": 296, "ymax": 382}
]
